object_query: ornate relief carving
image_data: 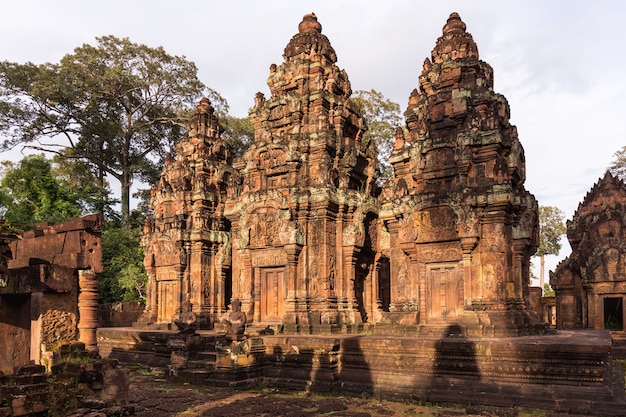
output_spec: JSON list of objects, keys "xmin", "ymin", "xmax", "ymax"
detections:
[{"xmin": 251, "ymin": 249, "xmax": 288, "ymax": 267}]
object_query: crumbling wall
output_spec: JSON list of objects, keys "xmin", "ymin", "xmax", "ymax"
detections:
[{"xmin": 0, "ymin": 214, "xmax": 103, "ymax": 373}]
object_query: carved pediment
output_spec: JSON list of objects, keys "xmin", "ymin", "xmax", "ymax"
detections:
[
  {"xmin": 244, "ymin": 209, "xmax": 303, "ymax": 249},
  {"xmin": 585, "ymin": 239, "xmax": 626, "ymax": 284}
]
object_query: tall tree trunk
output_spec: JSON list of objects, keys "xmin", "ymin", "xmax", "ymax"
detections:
[
  {"xmin": 96, "ymin": 164, "xmax": 106, "ymax": 215},
  {"xmin": 121, "ymin": 170, "xmax": 131, "ymax": 230},
  {"xmin": 539, "ymin": 255, "xmax": 546, "ymax": 291}
]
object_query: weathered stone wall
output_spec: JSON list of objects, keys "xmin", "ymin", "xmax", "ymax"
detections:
[
  {"xmin": 97, "ymin": 328, "xmax": 625, "ymax": 413},
  {"xmin": 98, "ymin": 302, "xmax": 145, "ymax": 327},
  {"xmin": 0, "ymin": 215, "xmax": 103, "ymax": 373},
  {"xmin": 0, "ymin": 296, "xmax": 30, "ymax": 375}
]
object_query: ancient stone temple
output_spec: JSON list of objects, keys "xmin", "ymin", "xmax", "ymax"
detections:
[
  {"xmin": 378, "ymin": 12, "xmax": 542, "ymax": 336},
  {"xmin": 141, "ymin": 98, "xmax": 239, "ymax": 328},
  {"xmin": 113, "ymin": 13, "xmax": 626, "ymax": 412},
  {"xmin": 551, "ymin": 172, "xmax": 626, "ymax": 332},
  {"xmin": 224, "ymin": 13, "xmax": 379, "ymax": 333},
  {"xmin": 140, "ymin": 13, "xmax": 544, "ymax": 337}
]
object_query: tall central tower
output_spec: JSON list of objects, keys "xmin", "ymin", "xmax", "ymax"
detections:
[{"xmin": 225, "ymin": 13, "xmax": 379, "ymax": 333}]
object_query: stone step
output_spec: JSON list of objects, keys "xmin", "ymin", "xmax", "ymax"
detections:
[
  {"xmin": 0, "ymin": 383, "xmax": 48, "ymax": 397},
  {"xmin": 193, "ymin": 351, "xmax": 217, "ymax": 362},
  {"xmin": 187, "ymin": 360, "xmax": 216, "ymax": 369}
]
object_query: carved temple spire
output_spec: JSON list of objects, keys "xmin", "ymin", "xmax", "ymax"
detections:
[
  {"xmin": 431, "ymin": 12, "xmax": 479, "ymax": 64},
  {"xmin": 283, "ymin": 13, "xmax": 338, "ymax": 65},
  {"xmin": 187, "ymin": 97, "xmax": 224, "ymax": 141}
]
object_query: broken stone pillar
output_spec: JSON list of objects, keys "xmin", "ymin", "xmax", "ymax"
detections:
[{"xmin": 78, "ymin": 269, "xmax": 100, "ymax": 352}]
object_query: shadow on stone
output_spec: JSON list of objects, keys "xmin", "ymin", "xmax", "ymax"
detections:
[{"xmin": 339, "ymin": 336, "xmax": 373, "ymax": 397}]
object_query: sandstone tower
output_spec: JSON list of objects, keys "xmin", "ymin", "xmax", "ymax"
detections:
[
  {"xmin": 141, "ymin": 98, "xmax": 239, "ymax": 327},
  {"xmin": 379, "ymin": 13, "xmax": 542, "ymax": 336},
  {"xmin": 141, "ymin": 12, "xmax": 544, "ymax": 336},
  {"xmin": 224, "ymin": 13, "xmax": 379, "ymax": 333}
]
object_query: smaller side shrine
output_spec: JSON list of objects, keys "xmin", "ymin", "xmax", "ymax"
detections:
[
  {"xmin": 141, "ymin": 98, "xmax": 239, "ymax": 328},
  {"xmin": 379, "ymin": 13, "xmax": 542, "ymax": 336},
  {"xmin": 551, "ymin": 172, "xmax": 626, "ymax": 332}
]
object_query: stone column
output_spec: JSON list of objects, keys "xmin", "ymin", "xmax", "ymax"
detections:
[
  {"xmin": 460, "ymin": 237, "xmax": 478, "ymax": 305},
  {"xmin": 253, "ymin": 267, "xmax": 262, "ymax": 323},
  {"xmin": 284, "ymin": 244, "xmax": 304, "ymax": 327},
  {"xmin": 78, "ymin": 269, "xmax": 99, "ymax": 353},
  {"xmin": 189, "ymin": 241, "xmax": 205, "ymax": 314},
  {"xmin": 342, "ymin": 247, "xmax": 361, "ymax": 324}
]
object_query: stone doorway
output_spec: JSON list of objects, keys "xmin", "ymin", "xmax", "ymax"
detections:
[
  {"xmin": 426, "ymin": 264, "xmax": 460, "ymax": 322},
  {"xmin": 603, "ymin": 296, "xmax": 624, "ymax": 331},
  {"xmin": 355, "ymin": 268, "xmax": 367, "ymax": 322},
  {"xmin": 378, "ymin": 258, "xmax": 390, "ymax": 312},
  {"xmin": 260, "ymin": 267, "xmax": 286, "ymax": 321}
]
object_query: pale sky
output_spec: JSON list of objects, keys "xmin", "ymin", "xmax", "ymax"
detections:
[{"xmin": 1, "ymin": 1, "xmax": 625, "ymax": 276}]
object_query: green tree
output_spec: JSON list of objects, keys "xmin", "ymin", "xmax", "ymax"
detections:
[
  {"xmin": 536, "ymin": 205, "xmax": 567, "ymax": 288},
  {"xmin": 50, "ymin": 154, "xmax": 114, "ymax": 216},
  {"xmin": 352, "ymin": 89, "xmax": 403, "ymax": 181},
  {"xmin": 0, "ymin": 154, "xmax": 87, "ymax": 228},
  {"xmin": 221, "ymin": 115, "xmax": 254, "ymax": 158},
  {"xmin": 0, "ymin": 36, "xmax": 222, "ymax": 229},
  {"xmin": 99, "ymin": 225, "xmax": 147, "ymax": 303},
  {"xmin": 543, "ymin": 283, "xmax": 555, "ymax": 297},
  {"xmin": 608, "ymin": 145, "xmax": 626, "ymax": 180}
]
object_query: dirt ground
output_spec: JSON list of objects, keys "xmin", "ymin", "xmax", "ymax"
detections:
[{"xmin": 125, "ymin": 369, "xmax": 559, "ymax": 417}]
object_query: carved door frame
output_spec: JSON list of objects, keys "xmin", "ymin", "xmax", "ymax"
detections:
[
  {"xmin": 259, "ymin": 266, "xmax": 287, "ymax": 322},
  {"xmin": 425, "ymin": 262, "xmax": 462, "ymax": 323}
]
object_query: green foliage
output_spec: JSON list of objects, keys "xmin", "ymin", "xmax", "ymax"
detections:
[
  {"xmin": 608, "ymin": 145, "xmax": 626, "ymax": 181},
  {"xmin": 0, "ymin": 36, "xmax": 215, "ymax": 228},
  {"xmin": 221, "ymin": 115, "xmax": 254, "ymax": 158},
  {"xmin": 537, "ymin": 205, "xmax": 567, "ymax": 257},
  {"xmin": 0, "ymin": 154, "xmax": 86, "ymax": 228},
  {"xmin": 50, "ymin": 153, "xmax": 114, "ymax": 214},
  {"xmin": 542, "ymin": 283, "xmax": 555, "ymax": 297},
  {"xmin": 352, "ymin": 89, "xmax": 403, "ymax": 181},
  {"xmin": 99, "ymin": 225, "xmax": 147, "ymax": 303}
]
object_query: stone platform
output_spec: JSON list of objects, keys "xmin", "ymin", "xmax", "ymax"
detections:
[{"xmin": 97, "ymin": 328, "xmax": 625, "ymax": 414}]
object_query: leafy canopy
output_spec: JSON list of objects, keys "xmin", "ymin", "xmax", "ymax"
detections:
[
  {"xmin": 352, "ymin": 89, "xmax": 403, "ymax": 182},
  {"xmin": 0, "ymin": 36, "xmax": 219, "ymax": 228},
  {"xmin": 537, "ymin": 205, "xmax": 567, "ymax": 257},
  {"xmin": 608, "ymin": 145, "xmax": 626, "ymax": 181},
  {"xmin": 0, "ymin": 154, "xmax": 91, "ymax": 228},
  {"xmin": 99, "ymin": 225, "xmax": 147, "ymax": 303}
]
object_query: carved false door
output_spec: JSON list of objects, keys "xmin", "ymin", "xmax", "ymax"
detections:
[
  {"xmin": 427, "ymin": 264, "xmax": 461, "ymax": 322},
  {"xmin": 157, "ymin": 280, "xmax": 179, "ymax": 323},
  {"xmin": 261, "ymin": 267, "xmax": 286, "ymax": 321}
]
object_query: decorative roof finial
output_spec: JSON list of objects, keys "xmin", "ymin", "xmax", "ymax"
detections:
[
  {"xmin": 443, "ymin": 12, "xmax": 466, "ymax": 35},
  {"xmin": 298, "ymin": 13, "xmax": 322, "ymax": 34}
]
